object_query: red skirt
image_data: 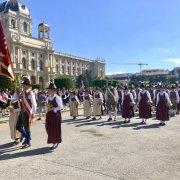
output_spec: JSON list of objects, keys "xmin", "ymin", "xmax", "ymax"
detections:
[
  {"xmin": 139, "ymin": 99, "xmax": 152, "ymax": 119},
  {"xmin": 122, "ymin": 99, "xmax": 133, "ymax": 118},
  {"xmin": 156, "ymin": 100, "xmax": 169, "ymax": 121},
  {"xmin": 46, "ymin": 110, "xmax": 62, "ymax": 144}
]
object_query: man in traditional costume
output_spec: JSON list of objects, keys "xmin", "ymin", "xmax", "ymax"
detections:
[
  {"xmin": 105, "ymin": 83, "xmax": 119, "ymax": 121},
  {"xmin": 117, "ymin": 85, "xmax": 124, "ymax": 114},
  {"xmin": 8, "ymin": 89, "xmax": 21, "ymax": 145},
  {"xmin": 130, "ymin": 85, "xmax": 137, "ymax": 117},
  {"xmin": 16, "ymin": 77, "xmax": 37, "ymax": 149},
  {"xmin": 169, "ymin": 85, "xmax": 179, "ymax": 117},
  {"xmin": 46, "ymin": 81, "xmax": 63, "ymax": 151},
  {"xmin": 83, "ymin": 89, "xmax": 93, "ymax": 119},
  {"xmin": 69, "ymin": 91, "xmax": 80, "ymax": 120}
]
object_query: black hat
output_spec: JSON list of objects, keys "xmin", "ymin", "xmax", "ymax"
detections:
[
  {"xmin": 140, "ymin": 83, "xmax": 145, "ymax": 88},
  {"xmin": 21, "ymin": 78, "xmax": 31, "ymax": 86},
  {"xmin": 124, "ymin": 86, "xmax": 129, "ymax": 90},
  {"xmin": 46, "ymin": 81, "xmax": 57, "ymax": 89},
  {"xmin": 171, "ymin": 85, "xmax": 175, "ymax": 89}
]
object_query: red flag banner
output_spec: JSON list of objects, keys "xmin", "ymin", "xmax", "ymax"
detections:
[{"xmin": 0, "ymin": 21, "xmax": 15, "ymax": 81}]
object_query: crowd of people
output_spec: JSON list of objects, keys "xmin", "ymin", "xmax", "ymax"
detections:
[{"xmin": 1, "ymin": 78, "xmax": 180, "ymax": 151}]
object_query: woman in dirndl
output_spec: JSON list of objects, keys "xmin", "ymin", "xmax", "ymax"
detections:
[
  {"xmin": 46, "ymin": 81, "xmax": 63, "ymax": 151},
  {"xmin": 122, "ymin": 86, "xmax": 135, "ymax": 123},
  {"xmin": 138, "ymin": 84, "xmax": 152, "ymax": 124},
  {"xmin": 156, "ymin": 85, "xmax": 172, "ymax": 126}
]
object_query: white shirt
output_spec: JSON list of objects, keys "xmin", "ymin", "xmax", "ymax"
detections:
[
  {"xmin": 156, "ymin": 91, "xmax": 172, "ymax": 106},
  {"xmin": 47, "ymin": 94, "xmax": 63, "ymax": 113},
  {"xmin": 11, "ymin": 92, "xmax": 20, "ymax": 113},
  {"xmin": 138, "ymin": 90, "xmax": 152, "ymax": 103},
  {"xmin": 105, "ymin": 88, "xmax": 119, "ymax": 103},
  {"xmin": 122, "ymin": 92, "xmax": 135, "ymax": 104}
]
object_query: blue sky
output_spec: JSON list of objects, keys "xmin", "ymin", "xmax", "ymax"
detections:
[{"xmin": 5, "ymin": 0, "xmax": 180, "ymax": 74}]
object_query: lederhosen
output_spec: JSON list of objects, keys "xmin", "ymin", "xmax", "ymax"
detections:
[
  {"xmin": 169, "ymin": 91, "xmax": 177, "ymax": 110},
  {"xmin": 107, "ymin": 88, "xmax": 116, "ymax": 111}
]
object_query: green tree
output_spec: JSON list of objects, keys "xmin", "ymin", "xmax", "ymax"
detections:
[
  {"xmin": 93, "ymin": 78, "xmax": 108, "ymax": 89},
  {"xmin": 0, "ymin": 74, "xmax": 14, "ymax": 91},
  {"xmin": 76, "ymin": 70, "xmax": 93, "ymax": 88},
  {"xmin": 54, "ymin": 76, "xmax": 74, "ymax": 89}
]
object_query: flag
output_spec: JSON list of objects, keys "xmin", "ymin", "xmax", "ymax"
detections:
[{"xmin": 0, "ymin": 21, "xmax": 15, "ymax": 81}]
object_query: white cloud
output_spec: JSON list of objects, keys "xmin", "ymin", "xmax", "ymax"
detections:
[
  {"xmin": 162, "ymin": 58, "xmax": 180, "ymax": 65},
  {"xmin": 158, "ymin": 48, "xmax": 175, "ymax": 54},
  {"xmin": 105, "ymin": 71, "xmax": 125, "ymax": 75}
]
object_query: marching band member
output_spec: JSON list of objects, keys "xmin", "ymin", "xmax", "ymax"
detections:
[
  {"xmin": 122, "ymin": 86, "xmax": 135, "ymax": 123},
  {"xmin": 83, "ymin": 89, "xmax": 93, "ymax": 119},
  {"xmin": 8, "ymin": 89, "xmax": 21, "ymax": 145},
  {"xmin": 156, "ymin": 85, "xmax": 172, "ymax": 126},
  {"xmin": 46, "ymin": 81, "xmax": 63, "ymax": 151},
  {"xmin": 16, "ymin": 77, "xmax": 37, "ymax": 149},
  {"xmin": 92, "ymin": 87, "xmax": 103, "ymax": 120},
  {"xmin": 69, "ymin": 91, "xmax": 80, "ymax": 120},
  {"xmin": 105, "ymin": 83, "xmax": 119, "ymax": 121},
  {"xmin": 169, "ymin": 85, "xmax": 179, "ymax": 117},
  {"xmin": 138, "ymin": 84, "xmax": 152, "ymax": 124}
]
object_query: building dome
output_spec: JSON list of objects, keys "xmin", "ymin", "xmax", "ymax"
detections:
[{"xmin": 0, "ymin": 0, "xmax": 30, "ymax": 16}]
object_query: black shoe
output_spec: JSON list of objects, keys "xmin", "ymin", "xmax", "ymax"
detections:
[
  {"xmin": 159, "ymin": 122, "xmax": 166, "ymax": 126},
  {"xmin": 22, "ymin": 143, "xmax": 31, "ymax": 149},
  {"xmin": 92, "ymin": 117, "xmax": 96, "ymax": 120},
  {"xmin": 73, "ymin": 117, "xmax": 76, "ymax": 120},
  {"xmin": 127, "ymin": 119, "xmax": 131, "ymax": 123},
  {"xmin": 37, "ymin": 118, "xmax": 41, "ymax": 121},
  {"xmin": 20, "ymin": 137, "xmax": 24, "ymax": 142},
  {"xmin": 54, "ymin": 143, "xmax": 60, "ymax": 149},
  {"xmin": 12, "ymin": 141, "xmax": 19, "ymax": 146},
  {"xmin": 49, "ymin": 144, "xmax": 56, "ymax": 151},
  {"xmin": 108, "ymin": 118, "xmax": 112, "ymax": 121}
]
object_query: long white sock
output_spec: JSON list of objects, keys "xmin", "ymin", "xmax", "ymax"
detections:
[{"xmin": 108, "ymin": 111, "xmax": 112, "ymax": 118}]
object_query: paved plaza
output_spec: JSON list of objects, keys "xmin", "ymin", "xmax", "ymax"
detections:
[{"xmin": 0, "ymin": 110, "xmax": 180, "ymax": 180}]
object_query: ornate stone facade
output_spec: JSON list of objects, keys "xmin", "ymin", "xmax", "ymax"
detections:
[{"xmin": 0, "ymin": 0, "xmax": 105, "ymax": 88}]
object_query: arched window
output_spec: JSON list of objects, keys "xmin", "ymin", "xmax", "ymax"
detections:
[
  {"xmin": 72, "ymin": 67, "xmax": 75, "ymax": 75},
  {"xmin": 67, "ymin": 67, "xmax": 70, "ymax": 75},
  {"xmin": 31, "ymin": 59, "xmax": 35, "ymax": 70},
  {"xmin": 11, "ymin": 19, "xmax": 15, "ymax": 29},
  {"xmin": 62, "ymin": 65, "xmax": 65, "ymax": 74},
  {"xmin": 77, "ymin": 68, "xmax": 80, "ymax": 75},
  {"xmin": 22, "ymin": 58, "xmax": 26, "ymax": 69},
  {"xmin": 39, "ymin": 60, "xmax": 43, "ymax": 71},
  {"xmin": 23, "ymin": 22, "xmax": 27, "ymax": 33},
  {"xmin": 45, "ymin": 31, "xmax": 49, "ymax": 39},
  {"xmin": 56, "ymin": 65, "xmax": 59, "ymax": 73}
]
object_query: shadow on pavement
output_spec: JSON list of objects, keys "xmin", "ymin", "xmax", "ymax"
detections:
[
  {"xmin": 0, "ymin": 142, "xmax": 13, "ymax": 150},
  {"xmin": 133, "ymin": 123, "xmax": 160, "ymax": 130},
  {"xmin": 0, "ymin": 147, "xmax": 51, "ymax": 161},
  {"xmin": 112, "ymin": 122, "xmax": 142, "ymax": 129}
]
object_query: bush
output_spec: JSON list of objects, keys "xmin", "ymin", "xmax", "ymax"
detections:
[
  {"xmin": 0, "ymin": 74, "xmax": 14, "ymax": 91},
  {"xmin": 31, "ymin": 84, "xmax": 41, "ymax": 90},
  {"xmin": 93, "ymin": 78, "xmax": 108, "ymax": 89},
  {"xmin": 54, "ymin": 76, "xmax": 74, "ymax": 89}
]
